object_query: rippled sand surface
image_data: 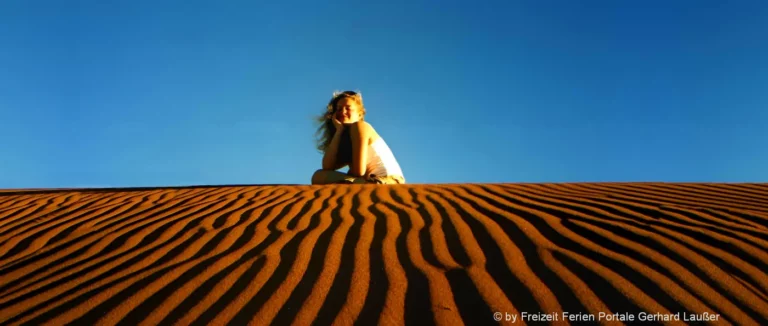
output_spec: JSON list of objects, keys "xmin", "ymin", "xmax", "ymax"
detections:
[{"xmin": 0, "ymin": 183, "xmax": 767, "ymax": 325}]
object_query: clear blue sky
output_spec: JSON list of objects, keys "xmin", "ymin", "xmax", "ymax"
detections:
[{"xmin": 2, "ymin": 1, "xmax": 766, "ymax": 188}]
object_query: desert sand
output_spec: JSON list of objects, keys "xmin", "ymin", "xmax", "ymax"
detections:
[{"xmin": 0, "ymin": 183, "xmax": 766, "ymax": 325}]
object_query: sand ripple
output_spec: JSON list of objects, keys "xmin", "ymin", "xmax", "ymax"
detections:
[{"xmin": 0, "ymin": 183, "xmax": 766, "ymax": 325}]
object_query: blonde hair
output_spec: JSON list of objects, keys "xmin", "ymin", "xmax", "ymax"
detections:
[{"xmin": 314, "ymin": 90, "xmax": 367, "ymax": 159}]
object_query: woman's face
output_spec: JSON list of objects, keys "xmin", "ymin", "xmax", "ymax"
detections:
[{"xmin": 335, "ymin": 97, "xmax": 363, "ymax": 124}]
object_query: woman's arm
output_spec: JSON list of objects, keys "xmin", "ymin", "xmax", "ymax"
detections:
[
  {"xmin": 348, "ymin": 121, "xmax": 370, "ymax": 177},
  {"xmin": 322, "ymin": 128, "xmax": 346, "ymax": 170}
]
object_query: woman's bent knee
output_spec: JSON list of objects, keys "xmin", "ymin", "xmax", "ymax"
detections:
[{"xmin": 311, "ymin": 169, "xmax": 326, "ymax": 185}]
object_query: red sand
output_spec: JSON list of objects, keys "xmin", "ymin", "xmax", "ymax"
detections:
[{"xmin": 0, "ymin": 183, "xmax": 766, "ymax": 325}]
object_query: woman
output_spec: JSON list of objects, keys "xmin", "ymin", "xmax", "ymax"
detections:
[{"xmin": 311, "ymin": 90, "xmax": 406, "ymax": 184}]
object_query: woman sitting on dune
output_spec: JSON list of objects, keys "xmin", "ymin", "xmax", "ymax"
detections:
[{"xmin": 311, "ymin": 90, "xmax": 406, "ymax": 185}]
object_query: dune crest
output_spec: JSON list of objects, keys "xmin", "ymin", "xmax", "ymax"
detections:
[{"xmin": 0, "ymin": 183, "xmax": 767, "ymax": 325}]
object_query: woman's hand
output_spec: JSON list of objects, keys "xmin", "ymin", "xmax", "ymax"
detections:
[{"xmin": 330, "ymin": 113, "xmax": 344, "ymax": 132}]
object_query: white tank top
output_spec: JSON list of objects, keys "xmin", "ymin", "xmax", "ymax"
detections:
[{"xmin": 366, "ymin": 137, "xmax": 404, "ymax": 177}]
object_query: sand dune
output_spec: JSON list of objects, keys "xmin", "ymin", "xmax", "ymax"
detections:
[{"xmin": 0, "ymin": 183, "xmax": 766, "ymax": 325}]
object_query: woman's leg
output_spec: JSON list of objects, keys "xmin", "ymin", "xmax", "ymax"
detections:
[{"xmin": 311, "ymin": 169, "xmax": 367, "ymax": 185}]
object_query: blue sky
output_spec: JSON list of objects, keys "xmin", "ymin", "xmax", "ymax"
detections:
[{"xmin": 1, "ymin": 1, "xmax": 766, "ymax": 188}]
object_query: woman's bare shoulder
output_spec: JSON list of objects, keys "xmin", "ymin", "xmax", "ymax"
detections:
[
  {"xmin": 355, "ymin": 121, "xmax": 380, "ymax": 143},
  {"xmin": 350, "ymin": 120, "xmax": 375, "ymax": 133}
]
